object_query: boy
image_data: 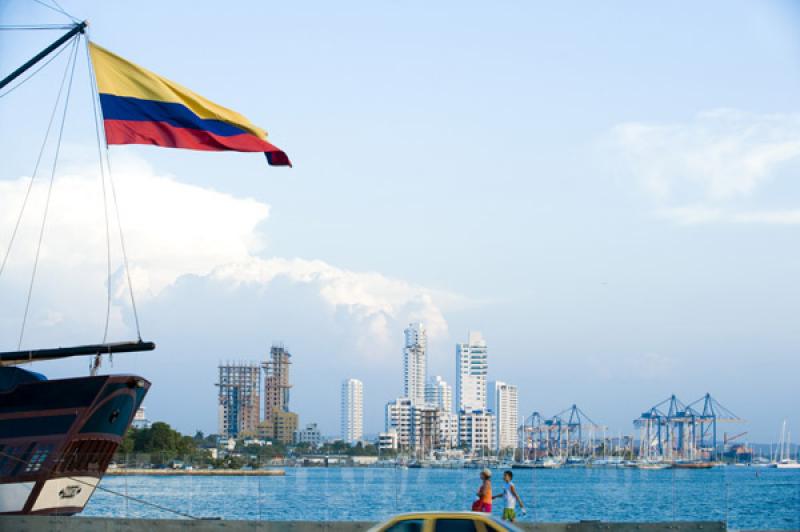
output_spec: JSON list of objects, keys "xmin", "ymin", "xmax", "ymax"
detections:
[{"xmin": 493, "ymin": 470, "xmax": 525, "ymax": 522}]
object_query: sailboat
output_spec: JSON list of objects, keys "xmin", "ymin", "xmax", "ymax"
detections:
[
  {"xmin": 771, "ymin": 420, "xmax": 800, "ymax": 469},
  {"xmin": 0, "ymin": 13, "xmax": 289, "ymax": 516}
]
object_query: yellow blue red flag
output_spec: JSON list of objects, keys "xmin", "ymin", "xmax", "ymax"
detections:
[{"xmin": 88, "ymin": 42, "xmax": 290, "ymax": 166}]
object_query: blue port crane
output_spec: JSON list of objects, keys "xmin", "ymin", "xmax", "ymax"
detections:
[
  {"xmin": 520, "ymin": 405, "xmax": 604, "ymax": 459},
  {"xmin": 634, "ymin": 393, "xmax": 743, "ymax": 461}
]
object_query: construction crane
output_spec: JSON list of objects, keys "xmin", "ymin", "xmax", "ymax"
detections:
[{"xmin": 724, "ymin": 431, "xmax": 749, "ymax": 444}]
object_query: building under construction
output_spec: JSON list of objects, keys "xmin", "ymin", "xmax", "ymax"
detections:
[
  {"xmin": 259, "ymin": 344, "xmax": 298, "ymax": 444},
  {"xmin": 634, "ymin": 393, "xmax": 743, "ymax": 461},
  {"xmin": 216, "ymin": 362, "xmax": 261, "ymax": 438}
]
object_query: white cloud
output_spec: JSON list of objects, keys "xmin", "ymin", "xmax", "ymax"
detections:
[
  {"xmin": 212, "ymin": 258, "xmax": 448, "ymax": 347},
  {"xmin": 612, "ymin": 109, "xmax": 800, "ymax": 201},
  {"xmin": 611, "ymin": 109, "xmax": 800, "ymax": 225},
  {"xmin": 0, "ymin": 155, "xmax": 453, "ymax": 353}
]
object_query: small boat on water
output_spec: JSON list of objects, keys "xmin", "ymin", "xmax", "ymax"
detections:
[
  {"xmin": 541, "ymin": 457, "xmax": 564, "ymax": 469},
  {"xmin": 673, "ymin": 461, "xmax": 713, "ymax": 469},
  {"xmin": 770, "ymin": 420, "xmax": 800, "ymax": 469},
  {"xmin": 637, "ymin": 463, "xmax": 671, "ymax": 470},
  {"xmin": 634, "ymin": 459, "xmax": 671, "ymax": 470}
]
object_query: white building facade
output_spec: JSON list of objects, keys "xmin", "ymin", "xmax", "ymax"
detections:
[
  {"xmin": 456, "ymin": 331, "xmax": 488, "ymax": 413},
  {"xmin": 489, "ymin": 381, "xmax": 519, "ymax": 451},
  {"xmin": 403, "ymin": 322, "xmax": 427, "ymax": 406},
  {"xmin": 341, "ymin": 378, "xmax": 364, "ymax": 444},
  {"xmin": 439, "ymin": 412, "xmax": 459, "ymax": 449},
  {"xmin": 425, "ymin": 375, "xmax": 453, "ymax": 413},
  {"xmin": 295, "ymin": 422, "xmax": 323, "ymax": 447},
  {"xmin": 458, "ymin": 410, "xmax": 495, "ymax": 452},
  {"xmin": 385, "ymin": 397, "xmax": 418, "ymax": 449}
]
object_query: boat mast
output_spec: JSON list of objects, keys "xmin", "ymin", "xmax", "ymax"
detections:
[{"xmin": 0, "ymin": 21, "xmax": 87, "ymax": 91}]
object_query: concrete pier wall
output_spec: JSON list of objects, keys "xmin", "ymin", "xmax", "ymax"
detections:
[{"xmin": 0, "ymin": 517, "xmax": 726, "ymax": 532}]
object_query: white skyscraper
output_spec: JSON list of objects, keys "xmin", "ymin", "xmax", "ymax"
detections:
[
  {"xmin": 489, "ymin": 381, "xmax": 519, "ymax": 451},
  {"xmin": 456, "ymin": 331, "xmax": 488, "ymax": 413},
  {"xmin": 425, "ymin": 375, "xmax": 453, "ymax": 413},
  {"xmin": 341, "ymin": 378, "xmax": 363, "ymax": 444},
  {"xmin": 403, "ymin": 322, "xmax": 427, "ymax": 405}
]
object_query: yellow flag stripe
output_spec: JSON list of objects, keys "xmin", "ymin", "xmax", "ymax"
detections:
[{"xmin": 89, "ymin": 42, "xmax": 267, "ymax": 139}]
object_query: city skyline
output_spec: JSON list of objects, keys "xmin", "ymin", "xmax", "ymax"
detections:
[{"xmin": 2, "ymin": 1, "xmax": 798, "ymax": 442}]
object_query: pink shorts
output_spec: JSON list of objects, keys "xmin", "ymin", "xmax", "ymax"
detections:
[{"xmin": 472, "ymin": 501, "xmax": 492, "ymax": 513}]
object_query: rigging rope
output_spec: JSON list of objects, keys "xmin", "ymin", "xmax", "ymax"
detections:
[
  {"xmin": 0, "ymin": 36, "xmax": 72, "ymax": 99},
  {"xmin": 17, "ymin": 37, "xmax": 79, "ymax": 350},
  {"xmin": 83, "ymin": 34, "xmax": 112, "ymax": 345},
  {"xmin": 83, "ymin": 32, "xmax": 143, "ymax": 341},
  {"xmin": 0, "ymin": 35, "xmax": 77, "ymax": 284},
  {"xmin": 31, "ymin": 0, "xmax": 80, "ymax": 23}
]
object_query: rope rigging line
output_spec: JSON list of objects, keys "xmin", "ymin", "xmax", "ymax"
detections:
[
  {"xmin": 0, "ymin": 36, "xmax": 73, "ymax": 99},
  {"xmin": 83, "ymin": 34, "xmax": 112, "ymax": 345},
  {"xmin": 83, "ymin": 32, "xmax": 143, "ymax": 341},
  {"xmin": 0, "ymin": 35, "xmax": 78, "ymax": 283},
  {"xmin": 0, "ymin": 448, "xmax": 201, "ymax": 520},
  {"xmin": 47, "ymin": 0, "xmax": 79, "ymax": 22},
  {"xmin": 17, "ymin": 36, "xmax": 80, "ymax": 350},
  {"xmin": 31, "ymin": 0, "xmax": 80, "ymax": 23}
]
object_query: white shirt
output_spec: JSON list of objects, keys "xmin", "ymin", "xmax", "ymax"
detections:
[{"xmin": 503, "ymin": 481, "xmax": 516, "ymax": 509}]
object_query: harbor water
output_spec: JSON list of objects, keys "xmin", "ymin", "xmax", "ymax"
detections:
[{"xmin": 83, "ymin": 466, "xmax": 800, "ymax": 530}]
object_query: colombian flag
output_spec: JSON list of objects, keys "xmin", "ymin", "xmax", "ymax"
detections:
[{"xmin": 88, "ymin": 43, "xmax": 290, "ymax": 166}]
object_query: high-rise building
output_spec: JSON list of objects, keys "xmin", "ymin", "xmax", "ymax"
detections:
[
  {"xmin": 263, "ymin": 345, "xmax": 292, "ymax": 414},
  {"xmin": 403, "ymin": 322, "xmax": 427, "ymax": 405},
  {"xmin": 456, "ymin": 331, "xmax": 488, "ymax": 413},
  {"xmin": 458, "ymin": 410, "xmax": 495, "ymax": 451},
  {"xmin": 385, "ymin": 397, "xmax": 417, "ymax": 449},
  {"xmin": 489, "ymin": 381, "xmax": 519, "ymax": 451},
  {"xmin": 217, "ymin": 362, "xmax": 261, "ymax": 438},
  {"xmin": 413, "ymin": 404, "xmax": 440, "ymax": 456},
  {"xmin": 425, "ymin": 375, "xmax": 453, "ymax": 413},
  {"xmin": 439, "ymin": 412, "xmax": 459, "ymax": 449},
  {"xmin": 341, "ymin": 378, "xmax": 364, "ymax": 444},
  {"xmin": 261, "ymin": 344, "xmax": 298, "ymax": 444}
]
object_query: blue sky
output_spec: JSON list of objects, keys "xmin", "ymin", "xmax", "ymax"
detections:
[{"xmin": 1, "ymin": 1, "xmax": 799, "ymax": 442}]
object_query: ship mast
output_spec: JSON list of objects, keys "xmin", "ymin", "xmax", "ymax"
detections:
[
  {"xmin": 0, "ymin": 20, "xmax": 155, "ymax": 367},
  {"xmin": 0, "ymin": 21, "xmax": 87, "ymax": 90}
]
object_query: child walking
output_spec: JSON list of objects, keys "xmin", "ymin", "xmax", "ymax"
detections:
[{"xmin": 493, "ymin": 470, "xmax": 525, "ymax": 522}]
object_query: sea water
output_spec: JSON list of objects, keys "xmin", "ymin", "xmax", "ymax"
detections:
[{"xmin": 83, "ymin": 467, "xmax": 800, "ymax": 530}]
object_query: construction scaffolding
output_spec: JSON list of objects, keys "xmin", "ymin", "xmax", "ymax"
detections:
[{"xmin": 216, "ymin": 362, "xmax": 261, "ymax": 438}]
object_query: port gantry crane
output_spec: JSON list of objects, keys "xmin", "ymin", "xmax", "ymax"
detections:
[
  {"xmin": 634, "ymin": 393, "xmax": 743, "ymax": 461},
  {"xmin": 519, "ymin": 405, "xmax": 605, "ymax": 460}
]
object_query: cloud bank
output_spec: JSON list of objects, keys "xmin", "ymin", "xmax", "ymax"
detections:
[
  {"xmin": 610, "ymin": 109, "xmax": 800, "ymax": 224},
  {"xmin": 0, "ymin": 155, "xmax": 454, "ymax": 431}
]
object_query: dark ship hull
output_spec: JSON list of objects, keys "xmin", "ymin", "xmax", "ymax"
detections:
[{"xmin": 0, "ymin": 367, "xmax": 149, "ymax": 515}]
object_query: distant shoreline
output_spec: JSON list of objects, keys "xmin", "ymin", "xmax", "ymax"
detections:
[{"xmin": 107, "ymin": 468, "xmax": 285, "ymax": 476}]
